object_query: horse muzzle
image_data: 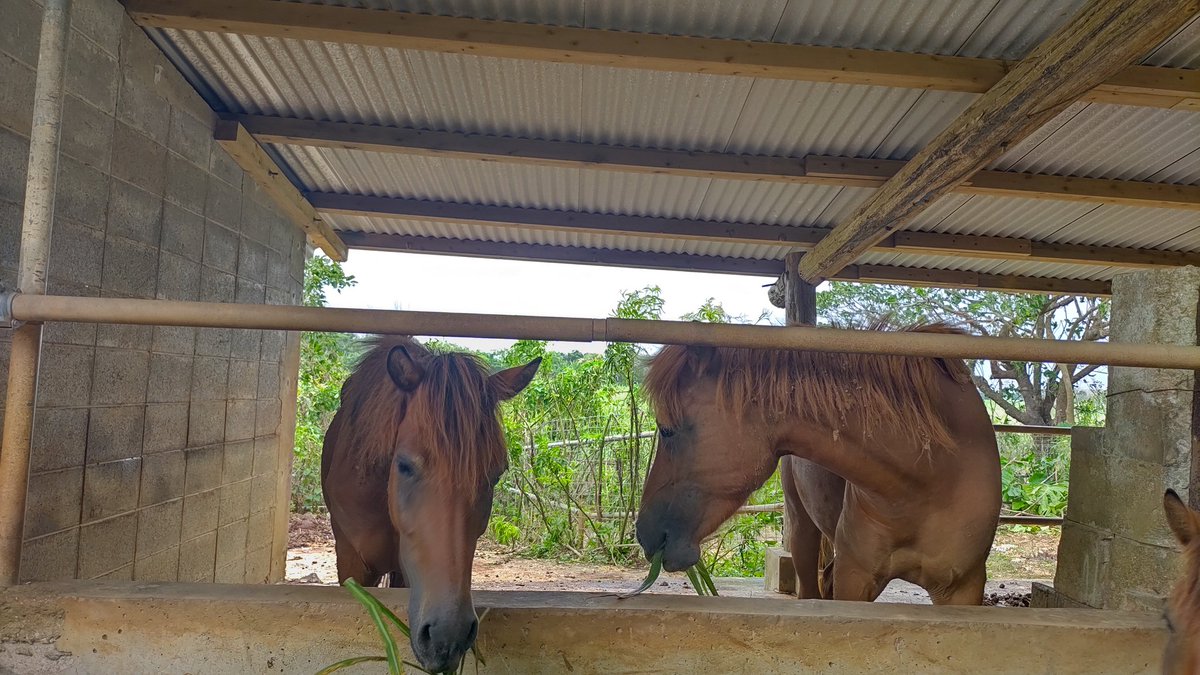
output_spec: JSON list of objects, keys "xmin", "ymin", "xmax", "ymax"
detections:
[{"xmin": 410, "ymin": 606, "xmax": 478, "ymax": 674}]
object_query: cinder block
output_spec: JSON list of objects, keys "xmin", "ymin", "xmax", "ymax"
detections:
[
  {"xmin": 85, "ymin": 405, "xmax": 145, "ymax": 463},
  {"xmin": 260, "ymin": 331, "xmax": 284, "ymax": 365},
  {"xmin": 49, "ymin": 216, "xmax": 105, "ymax": 288},
  {"xmin": 35, "ymin": 344, "xmax": 94, "ymax": 408},
  {"xmin": 72, "ymin": 0, "xmax": 124, "ymax": 57},
  {"xmin": 208, "ymin": 146, "xmax": 242, "ymax": 188},
  {"xmin": 96, "ymin": 563, "xmax": 133, "ymax": 581},
  {"xmin": 78, "ymin": 512, "xmax": 137, "ymax": 579},
  {"xmin": 164, "ymin": 151, "xmax": 208, "ymax": 215},
  {"xmin": 763, "ymin": 546, "xmax": 796, "ymax": 595},
  {"xmin": 235, "ymin": 278, "xmax": 266, "ymax": 305},
  {"xmin": 204, "ymin": 179, "xmax": 242, "ymax": 233},
  {"xmin": 136, "ymin": 498, "xmax": 183, "ymax": 558},
  {"xmin": 225, "ymin": 399, "xmax": 257, "ymax": 441},
  {"xmin": 115, "ymin": 68, "xmax": 170, "ymax": 147},
  {"xmin": 0, "ymin": 128, "xmax": 30, "ymax": 205},
  {"xmin": 265, "ymin": 286, "xmax": 292, "ymax": 306},
  {"xmin": 60, "ymin": 93, "xmax": 114, "ymax": 171},
  {"xmin": 184, "ymin": 445, "xmax": 224, "ymax": 495},
  {"xmin": 143, "ymin": 402, "xmax": 189, "ymax": 454},
  {"xmin": 0, "ymin": 54, "xmax": 34, "ymax": 138},
  {"xmin": 1053, "ymin": 520, "xmax": 1112, "ymax": 609},
  {"xmin": 256, "ymin": 398, "xmax": 282, "ymax": 436},
  {"xmin": 215, "ymin": 558, "xmax": 246, "ymax": 584},
  {"xmin": 203, "ymin": 219, "xmax": 240, "ymax": 274},
  {"xmin": 228, "ymin": 359, "xmax": 260, "ymax": 400},
  {"xmin": 240, "ymin": 199, "xmax": 271, "ymax": 246},
  {"xmin": 265, "ymin": 249, "xmax": 291, "ymax": 290},
  {"xmin": 30, "ymin": 407, "xmax": 89, "ymax": 473},
  {"xmin": 23, "ymin": 467, "xmax": 84, "ymax": 539},
  {"xmin": 96, "ymin": 323, "xmax": 152, "ymax": 351},
  {"xmin": 54, "ymin": 154, "xmax": 109, "ymax": 226},
  {"xmin": 139, "ymin": 449, "xmax": 185, "ymax": 506},
  {"xmin": 179, "ymin": 530, "xmax": 217, "ymax": 582},
  {"xmin": 250, "ymin": 474, "xmax": 279, "ymax": 514},
  {"xmin": 223, "ymin": 440, "xmax": 255, "ymax": 483},
  {"xmin": 252, "ymin": 435, "xmax": 279, "ymax": 478},
  {"xmin": 269, "ymin": 215, "xmax": 294, "ymax": 255},
  {"xmin": 191, "ymin": 357, "xmax": 229, "ymax": 401},
  {"xmin": 0, "ymin": 200, "xmax": 22, "ymax": 270},
  {"xmin": 161, "ymin": 202, "xmax": 205, "ymax": 262},
  {"xmin": 188, "ymin": 401, "xmax": 226, "ymax": 448},
  {"xmin": 110, "ymin": 123, "xmax": 166, "ymax": 195},
  {"xmin": 147, "ymin": 353, "xmax": 193, "ymax": 403},
  {"xmin": 257, "ymin": 361, "xmax": 280, "ymax": 398},
  {"xmin": 167, "ymin": 108, "xmax": 211, "ymax": 169},
  {"xmin": 90, "ymin": 348, "xmax": 150, "ymax": 405},
  {"xmin": 101, "ymin": 237, "xmax": 158, "ymax": 298},
  {"xmin": 106, "ymin": 179, "xmax": 163, "ymax": 246},
  {"xmin": 181, "ymin": 489, "xmax": 219, "ymax": 540},
  {"xmin": 19, "ymin": 528, "xmax": 80, "ymax": 582},
  {"xmin": 41, "ymin": 290, "xmax": 98, "ymax": 347},
  {"xmin": 195, "ymin": 328, "xmax": 232, "ymax": 358},
  {"xmin": 218, "ymin": 480, "xmax": 252, "ymax": 527},
  {"xmin": 134, "ymin": 544, "xmax": 180, "ymax": 582},
  {"xmin": 230, "ymin": 331, "xmax": 262, "ymax": 362},
  {"xmin": 152, "ymin": 325, "xmax": 196, "ymax": 355},
  {"xmin": 216, "ymin": 519, "xmax": 249, "ymax": 566},
  {"xmin": 82, "ymin": 458, "xmax": 141, "ymax": 522},
  {"xmin": 1107, "ymin": 534, "xmax": 1179, "ymax": 611},
  {"xmin": 0, "ymin": 0, "xmax": 41, "ymax": 67},
  {"xmin": 66, "ymin": 32, "xmax": 118, "ymax": 114},
  {"xmin": 244, "ymin": 544, "xmax": 273, "ymax": 584},
  {"xmin": 199, "ymin": 265, "xmax": 236, "ymax": 304},
  {"xmin": 238, "ymin": 237, "xmax": 268, "ymax": 282}
]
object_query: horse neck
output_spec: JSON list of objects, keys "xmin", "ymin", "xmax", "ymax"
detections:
[{"xmin": 774, "ymin": 420, "xmax": 924, "ymax": 501}]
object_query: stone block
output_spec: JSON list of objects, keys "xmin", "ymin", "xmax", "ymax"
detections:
[
  {"xmin": 161, "ymin": 202, "xmax": 205, "ymax": 261},
  {"xmin": 235, "ymin": 278, "xmax": 266, "ymax": 305},
  {"xmin": 82, "ymin": 458, "xmax": 141, "ymax": 522},
  {"xmin": 106, "ymin": 179, "xmax": 163, "ymax": 246},
  {"xmin": 49, "ymin": 216, "xmax": 105, "ymax": 288},
  {"xmin": 252, "ymin": 435, "xmax": 279, "ymax": 478},
  {"xmin": 215, "ymin": 558, "xmax": 246, "ymax": 584},
  {"xmin": 244, "ymin": 544, "xmax": 272, "ymax": 584},
  {"xmin": 1106, "ymin": 385, "xmax": 1195, "ymax": 468},
  {"xmin": 191, "ymin": 356, "xmax": 229, "ymax": 401},
  {"xmin": 763, "ymin": 546, "xmax": 796, "ymax": 595},
  {"xmin": 0, "ymin": 0, "xmax": 41, "ymax": 67},
  {"xmin": 60, "ymin": 93, "xmax": 114, "ymax": 171},
  {"xmin": 199, "ymin": 265, "xmax": 235, "ymax": 303},
  {"xmin": 168, "ymin": 108, "xmax": 211, "ymax": 169},
  {"xmin": 1053, "ymin": 520, "xmax": 1112, "ymax": 609},
  {"xmin": 152, "ymin": 325, "xmax": 196, "ymax": 355},
  {"xmin": 140, "ymin": 449, "xmax": 185, "ymax": 506},
  {"xmin": 185, "ymin": 445, "xmax": 223, "ymax": 495},
  {"xmin": 54, "ymin": 154, "xmax": 108, "ymax": 226},
  {"xmin": 30, "ymin": 407, "xmax": 89, "ymax": 473},
  {"xmin": 231, "ymin": 331, "xmax": 262, "ymax": 361},
  {"xmin": 23, "ymin": 467, "xmax": 84, "ymax": 539},
  {"xmin": 136, "ymin": 498, "xmax": 183, "ymax": 558},
  {"xmin": 182, "ymin": 489, "xmax": 219, "ymax": 540},
  {"xmin": 110, "ymin": 123, "xmax": 166, "ymax": 194},
  {"xmin": 134, "ymin": 544, "xmax": 180, "ymax": 582},
  {"xmin": 85, "ymin": 405, "xmax": 145, "ymax": 463},
  {"xmin": 147, "ymin": 353, "xmax": 193, "ymax": 403},
  {"xmin": 257, "ymin": 361, "xmax": 280, "ymax": 398},
  {"xmin": 91, "ymin": 348, "xmax": 149, "ymax": 405},
  {"xmin": 19, "ymin": 528, "xmax": 79, "ymax": 582},
  {"xmin": 0, "ymin": 128, "xmax": 30, "ymax": 205},
  {"xmin": 218, "ymin": 480, "xmax": 252, "ymax": 527},
  {"xmin": 179, "ymin": 530, "xmax": 217, "ymax": 582},
  {"xmin": 195, "ymin": 328, "xmax": 232, "ymax": 358},
  {"xmin": 78, "ymin": 512, "xmax": 136, "ymax": 579},
  {"xmin": 96, "ymin": 323, "xmax": 152, "ymax": 351},
  {"xmin": 35, "ymin": 344, "xmax": 93, "ymax": 408},
  {"xmin": 225, "ymin": 399, "xmax": 257, "ymax": 441},
  {"xmin": 1030, "ymin": 582, "xmax": 1091, "ymax": 609},
  {"xmin": 101, "ymin": 237, "xmax": 158, "ymax": 298},
  {"xmin": 1107, "ymin": 534, "xmax": 1180, "ymax": 611},
  {"xmin": 66, "ymin": 32, "xmax": 118, "ymax": 114},
  {"xmin": 223, "ymin": 440, "xmax": 255, "ymax": 483},
  {"xmin": 216, "ymin": 519, "xmax": 249, "ymax": 566},
  {"xmin": 188, "ymin": 400, "xmax": 226, "ymax": 448},
  {"xmin": 143, "ymin": 402, "xmax": 189, "ymax": 454}
]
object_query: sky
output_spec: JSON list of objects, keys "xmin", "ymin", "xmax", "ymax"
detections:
[{"xmin": 323, "ymin": 250, "xmax": 791, "ymax": 353}]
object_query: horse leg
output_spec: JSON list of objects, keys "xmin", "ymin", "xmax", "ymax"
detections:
[
  {"xmin": 830, "ymin": 555, "xmax": 887, "ymax": 602},
  {"xmin": 818, "ymin": 535, "xmax": 835, "ymax": 599},
  {"xmin": 386, "ymin": 569, "xmax": 409, "ymax": 588},
  {"xmin": 928, "ymin": 566, "xmax": 986, "ymax": 606},
  {"xmin": 781, "ymin": 456, "xmax": 823, "ymax": 599},
  {"xmin": 332, "ymin": 526, "xmax": 383, "ymax": 587}
]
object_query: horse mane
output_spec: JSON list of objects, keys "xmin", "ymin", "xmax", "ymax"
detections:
[
  {"xmin": 644, "ymin": 322, "xmax": 973, "ymax": 450},
  {"xmin": 334, "ymin": 336, "xmax": 507, "ymax": 490}
]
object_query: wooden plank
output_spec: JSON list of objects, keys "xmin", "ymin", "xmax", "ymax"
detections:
[
  {"xmin": 309, "ymin": 192, "xmax": 1198, "ymax": 269},
  {"xmin": 339, "ymin": 231, "xmax": 1113, "ymax": 296},
  {"xmin": 796, "ymin": 0, "xmax": 1200, "ymax": 283},
  {"xmin": 123, "ymin": 0, "xmax": 1199, "ymax": 111},
  {"xmin": 212, "ymin": 121, "xmax": 348, "ymax": 261}
]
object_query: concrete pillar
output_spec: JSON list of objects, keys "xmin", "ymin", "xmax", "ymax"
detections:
[{"xmin": 1034, "ymin": 266, "xmax": 1200, "ymax": 610}]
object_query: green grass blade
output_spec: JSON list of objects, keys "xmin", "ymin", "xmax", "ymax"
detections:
[
  {"xmin": 344, "ymin": 579, "xmax": 413, "ymax": 640},
  {"xmin": 693, "ymin": 559, "xmax": 719, "ymax": 596},
  {"xmin": 683, "ymin": 566, "xmax": 704, "ymax": 596},
  {"xmin": 314, "ymin": 655, "xmax": 387, "ymax": 674},
  {"xmin": 342, "ymin": 580, "xmax": 404, "ymax": 675},
  {"xmin": 618, "ymin": 549, "xmax": 663, "ymax": 599}
]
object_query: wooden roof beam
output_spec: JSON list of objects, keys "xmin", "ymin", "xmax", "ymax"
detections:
[
  {"xmin": 238, "ymin": 114, "xmax": 1200, "ymax": 211},
  {"xmin": 124, "ymin": 0, "xmax": 1200, "ymax": 111},
  {"xmin": 339, "ymin": 232, "xmax": 1112, "ymax": 297},
  {"xmin": 307, "ymin": 192, "xmax": 1200, "ymax": 269},
  {"xmin": 796, "ymin": 0, "xmax": 1200, "ymax": 283}
]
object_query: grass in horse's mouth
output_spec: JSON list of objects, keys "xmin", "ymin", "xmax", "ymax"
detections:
[{"xmin": 616, "ymin": 550, "xmax": 720, "ymax": 599}]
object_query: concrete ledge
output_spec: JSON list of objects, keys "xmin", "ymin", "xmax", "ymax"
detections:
[{"xmin": 1, "ymin": 581, "xmax": 1167, "ymax": 674}]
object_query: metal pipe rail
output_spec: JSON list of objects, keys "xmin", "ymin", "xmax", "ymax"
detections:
[{"xmin": 7, "ymin": 293, "xmax": 1200, "ymax": 368}]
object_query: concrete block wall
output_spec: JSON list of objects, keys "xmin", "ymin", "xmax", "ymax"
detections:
[{"xmin": 0, "ymin": 0, "xmax": 306, "ymax": 583}]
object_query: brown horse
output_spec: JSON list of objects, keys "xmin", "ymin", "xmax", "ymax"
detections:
[
  {"xmin": 1164, "ymin": 489, "xmax": 1200, "ymax": 674},
  {"xmin": 322, "ymin": 337, "xmax": 539, "ymax": 673},
  {"xmin": 637, "ymin": 325, "xmax": 1001, "ymax": 605}
]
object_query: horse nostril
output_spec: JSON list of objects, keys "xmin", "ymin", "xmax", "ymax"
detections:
[{"xmin": 418, "ymin": 622, "xmax": 433, "ymax": 647}]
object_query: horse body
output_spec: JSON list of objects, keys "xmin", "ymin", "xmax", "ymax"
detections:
[
  {"xmin": 322, "ymin": 336, "xmax": 539, "ymax": 673},
  {"xmin": 1164, "ymin": 489, "xmax": 1200, "ymax": 674},
  {"xmin": 638, "ymin": 324, "xmax": 1000, "ymax": 605}
]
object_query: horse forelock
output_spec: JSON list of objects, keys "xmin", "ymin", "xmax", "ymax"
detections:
[
  {"xmin": 339, "ymin": 336, "xmax": 507, "ymax": 493},
  {"xmin": 644, "ymin": 322, "xmax": 972, "ymax": 449}
]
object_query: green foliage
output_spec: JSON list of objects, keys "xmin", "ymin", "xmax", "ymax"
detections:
[{"xmin": 1000, "ymin": 443, "xmax": 1070, "ymax": 517}]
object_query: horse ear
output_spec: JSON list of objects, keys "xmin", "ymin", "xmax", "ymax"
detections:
[
  {"xmin": 491, "ymin": 357, "xmax": 541, "ymax": 401},
  {"xmin": 1164, "ymin": 489, "xmax": 1200, "ymax": 547},
  {"xmin": 386, "ymin": 345, "xmax": 424, "ymax": 392}
]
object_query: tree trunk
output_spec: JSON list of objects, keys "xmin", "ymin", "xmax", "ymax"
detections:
[{"xmin": 1055, "ymin": 363, "xmax": 1075, "ymax": 425}]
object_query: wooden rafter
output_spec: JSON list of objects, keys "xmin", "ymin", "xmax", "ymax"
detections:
[
  {"xmin": 796, "ymin": 0, "xmax": 1200, "ymax": 283},
  {"xmin": 307, "ymin": 192, "xmax": 1200, "ymax": 270},
  {"xmin": 338, "ymin": 232, "xmax": 1112, "ymax": 297},
  {"xmin": 212, "ymin": 121, "xmax": 348, "ymax": 261},
  {"xmin": 124, "ymin": 0, "xmax": 1200, "ymax": 111},
  {"xmin": 236, "ymin": 114, "xmax": 1200, "ymax": 211}
]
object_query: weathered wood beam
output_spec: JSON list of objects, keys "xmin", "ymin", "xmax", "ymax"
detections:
[
  {"xmin": 212, "ymin": 121, "xmax": 347, "ymax": 261},
  {"xmin": 796, "ymin": 0, "xmax": 1200, "ymax": 283},
  {"xmin": 239, "ymin": 115, "xmax": 1200, "ymax": 211},
  {"xmin": 308, "ymin": 192, "xmax": 1200, "ymax": 270},
  {"xmin": 338, "ymin": 231, "xmax": 1112, "ymax": 296},
  {"xmin": 124, "ymin": 0, "xmax": 1200, "ymax": 111}
]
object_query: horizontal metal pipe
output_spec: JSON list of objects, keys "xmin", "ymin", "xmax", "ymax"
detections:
[{"xmin": 9, "ymin": 293, "xmax": 1200, "ymax": 368}]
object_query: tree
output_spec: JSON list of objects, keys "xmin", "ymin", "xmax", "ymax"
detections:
[{"xmin": 816, "ymin": 283, "xmax": 1109, "ymax": 426}]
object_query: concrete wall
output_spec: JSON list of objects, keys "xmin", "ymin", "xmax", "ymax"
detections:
[
  {"xmin": 1036, "ymin": 267, "xmax": 1199, "ymax": 611},
  {"xmin": 0, "ymin": 0, "xmax": 305, "ymax": 584}
]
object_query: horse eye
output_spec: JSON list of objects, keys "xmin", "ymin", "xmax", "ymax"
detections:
[
  {"xmin": 658, "ymin": 425, "xmax": 675, "ymax": 439},
  {"xmin": 396, "ymin": 458, "xmax": 417, "ymax": 478}
]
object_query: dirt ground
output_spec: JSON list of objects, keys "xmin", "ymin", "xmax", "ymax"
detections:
[{"xmin": 285, "ymin": 514, "xmax": 1048, "ymax": 606}]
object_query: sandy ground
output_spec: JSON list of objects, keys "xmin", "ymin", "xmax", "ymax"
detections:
[{"xmin": 285, "ymin": 514, "xmax": 1042, "ymax": 606}]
